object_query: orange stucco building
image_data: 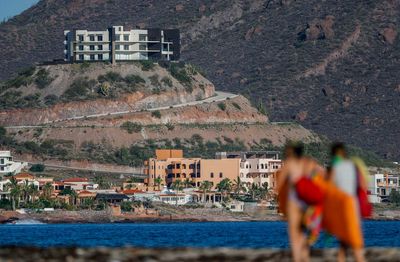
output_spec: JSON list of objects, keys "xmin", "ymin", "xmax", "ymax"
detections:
[{"xmin": 145, "ymin": 150, "xmax": 242, "ymax": 190}]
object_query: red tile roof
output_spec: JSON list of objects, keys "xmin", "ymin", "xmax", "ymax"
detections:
[
  {"xmin": 63, "ymin": 178, "xmax": 89, "ymax": 183},
  {"xmin": 122, "ymin": 189, "xmax": 145, "ymax": 195},
  {"xmin": 14, "ymin": 173, "xmax": 35, "ymax": 179}
]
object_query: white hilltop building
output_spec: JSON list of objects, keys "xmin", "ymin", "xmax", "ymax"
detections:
[{"xmin": 0, "ymin": 151, "xmax": 27, "ymax": 176}]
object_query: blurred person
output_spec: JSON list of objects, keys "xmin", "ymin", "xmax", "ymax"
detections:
[
  {"xmin": 277, "ymin": 143, "xmax": 325, "ymax": 262},
  {"xmin": 329, "ymin": 143, "xmax": 367, "ymax": 262}
]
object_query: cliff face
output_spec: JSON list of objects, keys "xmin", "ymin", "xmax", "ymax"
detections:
[
  {"xmin": 1, "ymin": 0, "xmax": 399, "ymax": 159},
  {"xmin": 0, "ymin": 62, "xmax": 214, "ymax": 126}
]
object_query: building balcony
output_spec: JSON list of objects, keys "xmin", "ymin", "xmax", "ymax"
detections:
[
  {"xmin": 74, "ymin": 50, "xmax": 110, "ymax": 53},
  {"xmin": 377, "ymin": 183, "xmax": 399, "ymax": 187},
  {"xmin": 115, "ymin": 49, "xmax": 160, "ymax": 53}
]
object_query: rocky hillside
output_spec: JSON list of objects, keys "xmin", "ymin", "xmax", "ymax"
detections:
[
  {"xmin": 0, "ymin": 62, "xmax": 214, "ymax": 126},
  {"xmin": 0, "ymin": 0, "xmax": 399, "ymax": 159}
]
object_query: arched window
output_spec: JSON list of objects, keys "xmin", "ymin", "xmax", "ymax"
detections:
[{"xmin": 210, "ymin": 172, "xmax": 214, "ymax": 178}]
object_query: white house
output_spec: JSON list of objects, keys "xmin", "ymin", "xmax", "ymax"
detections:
[
  {"xmin": 368, "ymin": 173, "xmax": 400, "ymax": 203},
  {"xmin": 64, "ymin": 26, "xmax": 180, "ymax": 62},
  {"xmin": 238, "ymin": 151, "xmax": 282, "ymax": 189},
  {"xmin": 0, "ymin": 151, "xmax": 27, "ymax": 175}
]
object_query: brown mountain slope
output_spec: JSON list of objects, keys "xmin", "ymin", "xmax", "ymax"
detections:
[{"xmin": 0, "ymin": 0, "xmax": 399, "ymax": 159}]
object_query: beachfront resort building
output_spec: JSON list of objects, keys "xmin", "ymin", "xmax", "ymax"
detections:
[
  {"xmin": 64, "ymin": 26, "xmax": 180, "ymax": 63},
  {"xmin": 0, "ymin": 151, "xmax": 27, "ymax": 175},
  {"xmin": 236, "ymin": 151, "xmax": 282, "ymax": 189},
  {"xmin": 144, "ymin": 149, "xmax": 282, "ymax": 191},
  {"xmin": 368, "ymin": 173, "xmax": 400, "ymax": 203}
]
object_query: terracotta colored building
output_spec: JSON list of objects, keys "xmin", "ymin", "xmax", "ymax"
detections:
[{"xmin": 145, "ymin": 149, "xmax": 201, "ymax": 189}]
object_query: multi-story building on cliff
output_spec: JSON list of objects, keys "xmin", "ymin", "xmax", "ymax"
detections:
[
  {"xmin": 0, "ymin": 151, "xmax": 27, "ymax": 175},
  {"xmin": 64, "ymin": 26, "xmax": 180, "ymax": 63}
]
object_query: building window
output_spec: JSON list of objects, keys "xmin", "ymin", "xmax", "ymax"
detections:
[
  {"xmin": 210, "ymin": 172, "xmax": 214, "ymax": 178},
  {"xmin": 98, "ymin": 35, "xmax": 103, "ymax": 41},
  {"xmin": 78, "ymin": 35, "xmax": 84, "ymax": 41},
  {"xmin": 79, "ymin": 45, "xmax": 84, "ymax": 51},
  {"xmin": 0, "ymin": 159, "xmax": 4, "ymax": 164},
  {"xmin": 98, "ymin": 54, "xmax": 103, "ymax": 60},
  {"xmin": 115, "ymin": 45, "xmax": 120, "ymax": 50},
  {"xmin": 261, "ymin": 164, "xmax": 264, "ymax": 169},
  {"xmin": 98, "ymin": 45, "xmax": 103, "ymax": 50},
  {"xmin": 90, "ymin": 45, "xmax": 95, "ymax": 50},
  {"xmin": 90, "ymin": 54, "xmax": 95, "ymax": 60},
  {"xmin": 124, "ymin": 35, "xmax": 129, "ymax": 41},
  {"xmin": 124, "ymin": 45, "xmax": 129, "ymax": 50},
  {"xmin": 0, "ymin": 166, "xmax": 4, "ymax": 171},
  {"xmin": 219, "ymin": 172, "xmax": 223, "ymax": 178},
  {"xmin": 139, "ymin": 34, "xmax": 147, "ymax": 41},
  {"xmin": 79, "ymin": 54, "xmax": 84, "ymax": 60},
  {"xmin": 139, "ymin": 44, "xmax": 147, "ymax": 51},
  {"xmin": 115, "ymin": 35, "xmax": 121, "ymax": 41},
  {"xmin": 89, "ymin": 35, "xmax": 95, "ymax": 41}
]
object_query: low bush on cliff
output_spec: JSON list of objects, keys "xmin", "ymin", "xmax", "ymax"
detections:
[
  {"xmin": 139, "ymin": 60, "xmax": 155, "ymax": 71},
  {"xmin": 121, "ymin": 121, "xmax": 142, "ymax": 134},
  {"xmin": 34, "ymin": 68, "xmax": 53, "ymax": 89},
  {"xmin": 62, "ymin": 77, "xmax": 97, "ymax": 101},
  {"xmin": 151, "ymin": 110, "xmax": 162, "ymax": 119},
  {"xmin": 2, "ymin": 67, "xmax": 35, "ymax": 90},
  {"xmin": 124, "ymin": 74, "xmax": 145, "ymax": 86},
  {"xmin": 98, "ymin": 71, "xmax": 123, "ymax": 83},
  {"xmin": 217, "ymin": 102, "xmax": 226, "ymax": 111}
]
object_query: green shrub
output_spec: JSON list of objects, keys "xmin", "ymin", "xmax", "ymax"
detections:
[
  {"xmin": 232, "ymin": 102, "xmax": 241, "ymax": 110},
  {"xmin": 121, "ymin": 121, "xmax": 142, "ymax": 134},
  {"xmin": 80, "ymin": 62, "xmax": 91, "ymax": 70},
  {"xmin": 161, "ymin": 77, "xmax": 173, "ymax": 87},
  {"xmin": 166, "ymin": 123, "xmax": 175, "ymax": 131},
  {"xmin": 152, "ymin": 87, "xmax": 161, "ymax": 95},
  {"xmin": 124, "ymin": 74, "xmax": 145, "ymax": 85},
  {"xmin": 29, "ymin": 163, "xmax": 45, "ymax": 172},
  {"xmin": 63, "ymin": 77, "xmax": 97, "ymax": 100},
  {"xmin": 121, "ymin": 201, "xmax": 133, "ymax": 212},
  {"xmin": 151, "ymin": 110, "xmax": 162, "ymax": 118},
  {"xmin": 0, "ymin": 199, "xmax": 12, "ymax": 210},
  {"xmin": 169, "ymin": 64, "xmax": 192, "ymax": 88},
  {"xmin": 139, "ymin": 60, "xmax": 155, "ymax": 71},
  {"xmin": 217, "ymin": 102, "xmax": 226, "ymax": 111},
  {"xmin": 33, "ymin": 128, "xmax": 43, "ymax": 138},
  {"xmin": 35, "ymin": 68, "xmax": 53, "ymax": 89},
  {"xmin": 149, "ymin": 74, "xmax": 160, "ymax": 86},
  {"xmin": 98, "ymin": 71, "xmax": 123, "ymax": 83},
  {"xmin": 44, "ymin": 94, "xmax": 59, "ymax": 106}
]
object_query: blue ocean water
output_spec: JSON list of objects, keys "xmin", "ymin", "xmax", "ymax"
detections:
[{"xmin": 0, "ymin": 221, "xmax": 399, "ymax": 248}]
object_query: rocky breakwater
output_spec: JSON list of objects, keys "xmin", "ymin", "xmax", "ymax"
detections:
[{"xmin": 0, "ymin": 248, "xmax": 398, "ymax": 262}]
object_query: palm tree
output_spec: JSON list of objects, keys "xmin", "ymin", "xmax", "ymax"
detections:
[
  {"xmin": 199, "ymin": 181, "xmax": 213, "ymax": 203},
  {"xmin": 233, "ymin": 177, "xmax": 246, "ymax": 199},
  {"xmin": 171, "ymin": 179, "xmax": 183, "ymax": 193},
  {"xmin": 5, "ymin": 177, "xmax": 21, "ymax": 210},
  {"xmin": 27, "ymin": 183, "xmax": 39, "ymax": 203},
  {"xmin": 216, "ymin": 178, "xmax": 232, "ymax": 203},
  {"xmin": 42, "ymin": 182, "xmax": 53, "ymax": 200},
  {"xmin": 94, "ymin": 176, "xmax": 110, "ymax": 190},
  {"xmin": 125, "ymin": 183, "xmax": 133, "ymax": 190},
  {"xmin": 183, "ymin": 178, "xmax": 193, "ymax": 189},
  {"xmin": 154, "ymin": 177, "xmax": 163, "ymax": 191}
]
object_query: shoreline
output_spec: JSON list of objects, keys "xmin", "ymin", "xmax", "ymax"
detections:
[
  {"xmin": 0, "ymin": 247, "xmax": 398, "ymax": 261},
  {"xmin": 2, "ymin": 212, "xmax": 400, "ymax": 224}
]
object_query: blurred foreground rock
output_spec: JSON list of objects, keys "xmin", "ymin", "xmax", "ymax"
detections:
[{"xmin": 0, "ymin": 247, "xmax": 399, "ymax": 262}]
